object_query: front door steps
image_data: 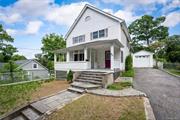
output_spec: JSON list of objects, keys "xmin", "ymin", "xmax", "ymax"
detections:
[{"xmin": 68, "ymin": 71, "xmax": 107, "ymax": 93}]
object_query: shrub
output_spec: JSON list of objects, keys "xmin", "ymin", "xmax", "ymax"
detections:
[
  {"xmin": 121, "ymin": 69, "xmax": 134, "ymax": 77},
  {"xmin": 67, "ymin": 70, "xmax": 73, "ymax": 83},
  {"xmin": 125, "ymin": 54, "xmax": 133, "ymax": 71}
]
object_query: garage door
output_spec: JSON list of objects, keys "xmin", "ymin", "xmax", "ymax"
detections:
[{"xmin": 134, "ymin": 55, "xmax": 151, "ymax": 68}]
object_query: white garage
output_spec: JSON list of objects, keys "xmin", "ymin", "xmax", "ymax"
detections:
[{"xmin": 133, "ymin": 50, "xmax": 153, "ymax": 68}]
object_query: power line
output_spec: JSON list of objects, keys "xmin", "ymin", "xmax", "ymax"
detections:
[{"xmin": 16, "ymin": 47, "xmax": 42, "ymax": 51}]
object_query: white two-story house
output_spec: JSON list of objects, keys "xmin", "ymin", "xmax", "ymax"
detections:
[{"xmin": 54, "ymin": 4, "xmax": 131, "ymax": 80}]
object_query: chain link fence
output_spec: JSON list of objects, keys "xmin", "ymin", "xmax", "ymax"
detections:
[
  {"xmin": 163, "ymin": 63, "xmax": 180, "ymax": 70},
  {"xmin": 0, "ymin": 71, "xmax": 54, "ymax": 84}
]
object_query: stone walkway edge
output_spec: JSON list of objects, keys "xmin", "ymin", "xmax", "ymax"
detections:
[
  {"xmin": 87, "ymin": 88, "xmax": 147, "ymax": 97},
  {"xmin": 144, "ymin": 97, "xmax": 156, "ymax": 120}
]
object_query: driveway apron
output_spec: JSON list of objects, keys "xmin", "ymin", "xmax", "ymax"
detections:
[{"xmin": 133, "ymin": 68, "xmax": 180, "ymax": 120}]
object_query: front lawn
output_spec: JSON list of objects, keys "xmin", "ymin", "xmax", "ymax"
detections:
[
  {"xmin": 0, "ymin": 80, "xmax": 69, "ymax": 116},
  {"xmin": 47, "ymin": 94, "xmax": 145, "ymax": 120},
  {"xmin": 0, "ymin": 81, "xmax": 41, "ymax": 115},
  {"xmin": 121, "ymin": 69, "xmax": 135, "ymax": 77},
  {"xmin": 107, "ymin": 81, "xmax": 132, "ymax": 90},
  {"xmin": 165, "ymin": 69, "xmax": 180, "ymax": 76}
]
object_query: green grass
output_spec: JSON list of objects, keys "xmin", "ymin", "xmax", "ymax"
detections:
[
  {"xmin": 107, "ymin": 82, "xmax": 132, "ymax": 90},
  {"xmin": 47, "ymin": 95, "xmax": 145, "ymax": 120},
  {"xmin": 166, "ymin": 69, "xmax": 180, "ymax": 76},
  {"xmin": 121, "ymin": 69, "xmax": 135, "ymax": 77},
  {"xmin": 0, "ymin": 81, "xmax": 42, "ymax": 115}
]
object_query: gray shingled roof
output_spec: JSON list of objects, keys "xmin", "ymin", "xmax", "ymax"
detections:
[
  {"xmin": 0, "ymin": 59, "xmax": 32, "ymax": 69},
  {"xmin": 15, "ymin": 60, "xmax": 31, "ymax": 66}
]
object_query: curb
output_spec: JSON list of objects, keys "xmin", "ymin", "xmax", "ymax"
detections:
[
  {"xmin": 144, "ymin": 97, "xmax": 156, "ymax": 120},
  {"xmin": 160, "ymin": 69, "xmax": 180, "ymax": 78}
]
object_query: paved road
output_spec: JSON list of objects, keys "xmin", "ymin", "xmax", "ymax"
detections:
[{"xmin": 133, "ymin": 68, "xmax": 180, "ymax": 120}]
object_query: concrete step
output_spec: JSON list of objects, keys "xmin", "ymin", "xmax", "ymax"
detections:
[
  {"xmin": 75, "ymin": 79, "xmax": 102, "ymax": 85},
  {"xmin": 21, "ymin": 108, "xmax": 40, "ymax": 120},
  {"xmin": 12, "ymin": 115, "xmax": 27, "ymax": 120},
  {"xmin": 30, "ymin": 103, "xmax": 50, "ymax": 114},
  {"xmin": 78, "ymin": 76, "xmax": 102, "ymax": 81},
  {"xmin": 68, "ymin": 87, "xmax": 85, "ymax": 94},
  {"xmin": 80, "ymin": 74, "xmax": 103, "ymax": 78},
  {"xmin": 71, "ymin": 82, "xmax": 102, "ymax": 90},
  {"xmin": 81, "ymin": 72, "xmax": 106, "ymax": 75}
]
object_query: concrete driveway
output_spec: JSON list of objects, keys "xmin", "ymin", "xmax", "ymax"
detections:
[{"xmin": 133, "ymin": 68, "xmax": 180, "ymax": 120}]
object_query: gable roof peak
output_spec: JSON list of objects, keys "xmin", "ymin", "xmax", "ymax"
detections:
[{"xmin": 64, "ymin": 4, "xmax": 125, "ymax": 40}]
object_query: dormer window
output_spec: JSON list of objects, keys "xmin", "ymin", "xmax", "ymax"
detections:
[{"xmin": 85, "ymin": 16, "xmax": 91, "ymax": 21}]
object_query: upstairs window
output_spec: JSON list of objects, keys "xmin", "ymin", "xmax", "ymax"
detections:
[
  {"xmin": 33, "ymin": 63, "xmax": 38, "ymax": 69},
  {"xmin": 73, "ymin": 35, "xmax": 85, "ymax": 44},
  {"xmin": 92, "ymin": 31, "xmax": 98, "ymax": 39},
  {"xmin": 91, "ymin": 28, "xmax": 108, "ymax": 40},
  {"xmin": 99, "ymin": 29, "xmax": 105, "ymax": 38}
]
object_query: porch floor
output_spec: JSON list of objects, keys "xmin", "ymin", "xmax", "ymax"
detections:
[{"xmin": 75, "ymin": 69, "xmax": 114, "ymax": 73}]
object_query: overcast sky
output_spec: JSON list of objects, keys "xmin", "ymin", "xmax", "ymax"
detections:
[{"xmin": 0, "ymin": 0, "xmax": 179, "ymax": 58}]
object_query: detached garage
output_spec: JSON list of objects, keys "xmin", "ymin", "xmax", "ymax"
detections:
[{"xmin": 133, "ymin": 50, "xmax": 153, "ymax": 68}]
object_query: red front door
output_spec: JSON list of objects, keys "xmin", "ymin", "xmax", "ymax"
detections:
[{"xmin": 105, "ymin": 51, "xmax": 111, "ymax": 68}]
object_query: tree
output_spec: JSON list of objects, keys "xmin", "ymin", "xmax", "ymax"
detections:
[
  {"xmin": 35, "ymin": 53, "xmax": 53, "ymax": 70},
  {"xmin": 0, "ymin": 24, "xmax": 18, "ymax": 81},
  {"xmin": 128, "ymin": 15, "xmax": 168, "ymax": 47},
  {"xmin": 41, "ymin": 33, "xmax": 66, "ymax": 60},
  {"xmin": 125, "ymin": 55, "xmax": 133, "ymax": 71},
  {"xmin": 0, "ymin": 60, "xmax": 24, "ymax": 81},
  {"xmin": 165, "ymin": 35, "xmax": 180, "ymax": 62},
  {"xmin": 37, "ymin": 33, "xmax": 66, "ymax": 70},
  {"xmin": 11, "ymin": 54, "xmax": 27, "ymax": 61},
  {"xmin": 0, "ymin": 24, "xmax": 17, "ymax": 62}
]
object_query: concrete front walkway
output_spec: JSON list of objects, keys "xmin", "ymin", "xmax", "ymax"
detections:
[
  {"xmin": 31, "ymin": 90, "xmax": 81, "ymax": 115},
  {"xmin": 87, "ymin": 88, "xmax": 146, "ymax": 97},
  {"xmin": 2, "ymin": 90, "xmax": 82, "ymax": 120},
  {"xmin": 133, "ymin": 68, "xmax": 180, "ymax": 120}
]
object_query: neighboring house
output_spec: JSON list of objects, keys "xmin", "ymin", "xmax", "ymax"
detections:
[
  {"xmin": 15, "ymin": 59, "xmax": 49, "ymax": 79},
  {"xmin": 54, "ymin": 4, "xmax": 131, "ymax": 80},
  {"xmin": 0, "ymin": 59, "xmax": 49, "ymax": 80},
  {"xmin": 133, "ymin": 50, "xmax": 154, "ymax": 68}
]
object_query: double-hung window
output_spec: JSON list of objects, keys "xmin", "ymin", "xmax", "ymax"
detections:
[
  {"xmin": 73, "ymin": 50, "xmax": 84, "ymax": 61},
  {"xmin": 73, "ymin": 35, "xmax": 85, "ymax": 44},
  {"xmin": 91, "ymin": 28, "xmax": 108, "ymax": 40}
]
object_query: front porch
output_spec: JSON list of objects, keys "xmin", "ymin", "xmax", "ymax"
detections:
[{"xmin": 54, "ymin": 40, "xmax": 123, "ymax": 71}]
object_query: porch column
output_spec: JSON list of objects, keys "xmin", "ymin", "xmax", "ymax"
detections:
[
  {"xmin": 54, "ymin": 53, "xmax": 57, "ymax": 63},
  {"xmin": 84, "ymin": 46, "xmax": 88, "ymax": 61},
  {"xmin": 110, "ymin": 43, "xmax": 114, "ymax": 70},
  {"xmin": 66, "ymin": 51, "xmax": 70, "ymax": 62}
]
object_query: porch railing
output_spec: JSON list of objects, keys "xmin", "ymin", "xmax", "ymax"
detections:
[{"xmin": 55, "ymin": 61, "xmax": 91, "ymax": 71}]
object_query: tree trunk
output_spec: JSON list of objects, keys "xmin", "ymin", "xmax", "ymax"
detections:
[
  {"xmin": 147, "ymin": 39, "xmax": 150, "ymax": 46},
  {"xmin": 9, "ymin": 61, "xmax": 14, "ymax": 82}
]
